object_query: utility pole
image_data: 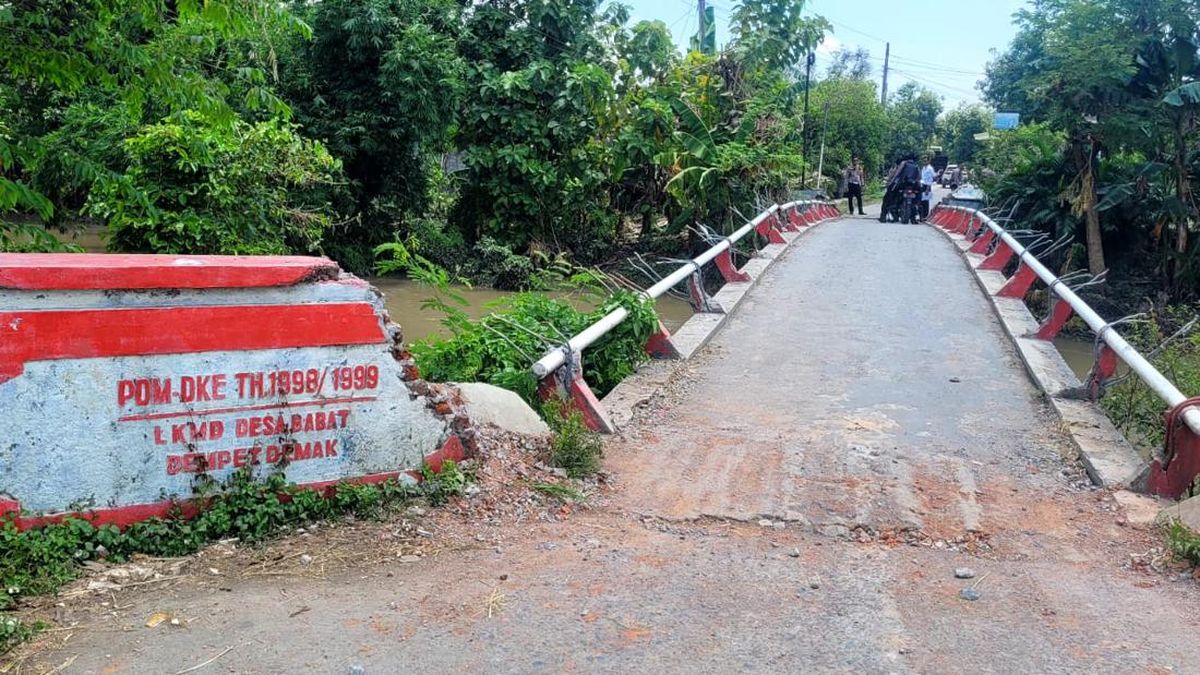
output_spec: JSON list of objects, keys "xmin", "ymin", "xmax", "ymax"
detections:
[
  {"xmin": 881, "ymin": 42, "xmax": 890, "ymax": 106},
  {"xmin": 815, "ymin": 100, "xmax": 831, "ymax": 192},
  {"xmin": 801, "ymin": 51, "xmax": 815, "ymax": 189},
  {"xmin": 697, "ymin": 0, "xmax": 707, "ymax": 54}
]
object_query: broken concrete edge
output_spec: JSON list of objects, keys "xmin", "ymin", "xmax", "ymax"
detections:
[
  {"xmin": 600, "ymin": 213, "xmax": 840, "ymax": 432},
  {"xmin": 927, "ymin": 223, "xmax": 1148, "ymax": 491}
]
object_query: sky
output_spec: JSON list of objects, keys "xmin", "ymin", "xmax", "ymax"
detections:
[{"xmin": 618, "ymin": 0, "xmax": 1030, "ymax": 110}]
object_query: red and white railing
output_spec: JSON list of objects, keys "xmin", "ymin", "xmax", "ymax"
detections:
[
  {"xmin": 929, "ymin": 203, "xmax": 1200, "ymax": 498},
  {"xmin": 532, "ymin": 199, "xmax": 841, "ymax": 432}
]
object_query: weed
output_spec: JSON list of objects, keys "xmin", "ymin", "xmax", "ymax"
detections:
[
  {"xmin": 528, "ymin": 481, "xmax": 586, "ymax": 503},
  {"xmin": 420, "ymin": 459, "xmax": 472, "ymax": 506},
  {"xmin": 544, "ymin": 405, "xmax": 604, "ymax": 478},
  {"xmin": 1167, "ymin": 519, "xmax": 1200, "ymax": 565},
  {"xmin": 0, "ymin": 616, "xmax": 42, "ymax": 654}
]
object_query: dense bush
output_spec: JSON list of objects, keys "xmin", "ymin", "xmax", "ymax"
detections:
[
  {"xmin": 411, "ymin": 290, "xmax": 657, "ymax": 405},
  {"xmin": 90, "ymin": 114, "xmax": 341, "ymax": 255}
]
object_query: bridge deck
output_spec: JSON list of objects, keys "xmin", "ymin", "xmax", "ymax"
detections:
[
  {"xmin": 609, "ymin": 215, "xmax": 1063, "ymax": 537},
  {"xmin": 22, "ymin": 210, "xmax": 1200, "ymax": 673}
]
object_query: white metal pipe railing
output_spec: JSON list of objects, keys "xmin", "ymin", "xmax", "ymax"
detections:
[
  {"xmin": 941, "ymin": 205, "xmax": 1200, "ymax": 436},
  {"xmin": 531, "ymin": 201, "xmax": 829, "ymax": 378}
]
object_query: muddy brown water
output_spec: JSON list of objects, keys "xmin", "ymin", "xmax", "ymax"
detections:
[
  {"xmin": 1055, "ymin": 336, "xmax": 1096, "ymax": 380},
  {"xmin": 370, "ymin": 277, "xmax": 694, "ymax": 344}
]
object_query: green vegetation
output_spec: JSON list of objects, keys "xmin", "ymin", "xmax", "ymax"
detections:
[
  {"xmin": 2, "ymin": 0, "xmax": 964, "ymax": 286},
  {"xmin": 0, "ymin": 616, "xmax": 42, "ymax": 655},
  {"xmin": 981, "ymin": 0, "xmax": 1200, "ymax": 297},
  {"xmin": 1167, "ymin": 518, "xmax": 1200, "ymax": 564},
  {"xmin": 0, "ymin": 464, "xmax": 473, "ymax": 616},
  {"xmin": 979, "ymin": 0, "xmax": 1200, "ymax": 464},
  {"xmin": 410, "ymin": 289, "xmax": 656, "ymax": 404},
  {"xmin": 545, "ymin": 404, "xmax": 605, "ymax": 478},
  {"xmin": 528, "ymin": 481, "xmax": 587, "ymax": 503},
  {"xmin": 1100, "ymin": 308, "xmax": 1200, "ymax": 448}
]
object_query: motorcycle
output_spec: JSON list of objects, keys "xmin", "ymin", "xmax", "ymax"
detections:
[{"xmin": 899, "ymin": 184, "xmax": 920, "ymax": 224}]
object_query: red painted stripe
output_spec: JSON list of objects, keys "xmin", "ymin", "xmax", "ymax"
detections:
[
  {"xmin": 0, "ymin": 253, "xmax": 337, "ymax": 290},
  {"xmin": 0, "ymin": 303, "xmax": 386, "ymax": 383},
  {"xmin": 118, "ymin": 396, "xmax": 380, "ymax": 422},
  {"xmin": 1, "ymin": 436, "xmax": 471, "ymax": 530}
]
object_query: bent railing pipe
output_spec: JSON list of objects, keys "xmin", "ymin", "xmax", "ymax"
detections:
[{"xmin": 932, "ymin": 204, "xmax": 1200, "ymax": 438}]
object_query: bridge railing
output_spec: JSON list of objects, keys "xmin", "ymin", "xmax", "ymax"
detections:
[
  {"xmin": 532, "ymin": 199, "xmax": 841, "ymax": 432},
  {"xmin": 928, "ymin": 203, "xmax": 1200, "ymax": 498}
]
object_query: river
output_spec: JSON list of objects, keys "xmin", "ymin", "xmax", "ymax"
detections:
[
  {"xmin": 370, "ymin": 277, "xmax": 694, "ymax": 345},
  {"xmin": 1054, "ymin": 336, "xmax": 1095, "ymax": 380}
]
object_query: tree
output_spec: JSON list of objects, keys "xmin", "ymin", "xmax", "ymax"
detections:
[
  {"xmin": 885, "ymin": 82, "xmax": 942, "ymax": 162},
  {"xmin": 938, "ymin": 103, "xmax": 993, "ymax": 164},
  {"xmin": 825, "ymin": 47, "xmax": 872, "ymax": 81},
  {"xmin": 1126, "ymin": 0, "xmax": 1200, "ymax": 291},
  {"xmin": 983, "ymin": 0, "xmax": 1144, "ymax": 275},
  {"xmin": 453, "ymin": 0, "xmax": 617, "ymax": 260},
  {"xmin": 730, "ymin": 0, "xmax": 830, "ymax": 76},
  {"xmin": 1, "ymin": 0, "xmax": 316, "ymax": 251},
  {"xmin": 809, "ymin": 76, "xmax": 886, "ymax": 178},
  {"xmin": 278, "ymin": 0, "xmax": 465, "ymax": 272}
]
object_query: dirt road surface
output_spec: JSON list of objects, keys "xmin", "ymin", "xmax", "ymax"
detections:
[{"xmin": 13, "ymin": 209, "xmax": 1200, "ymax": 674}]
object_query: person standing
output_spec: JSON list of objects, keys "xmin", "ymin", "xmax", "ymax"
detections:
[
  {"xmin": 920, "ymin": 157, "xmax": 936, "ymax": 221},
  {"xmin": 843, "ymin": 161, "xmax": 864, "ymax": 215}
]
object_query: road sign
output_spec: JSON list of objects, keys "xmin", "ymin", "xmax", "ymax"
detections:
[{"xmin": 994, "ymin": 112, "xmax": 1020, "ymax": 130}]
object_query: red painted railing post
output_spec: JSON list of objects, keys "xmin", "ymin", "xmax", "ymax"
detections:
[
  {"xmin": 1035, "ymin": 297, "xmax": 1074, "ymax": 340},
  {"xmin": 978, "ymin": 239, "xmax": 1015, "ymax": 271},
  {"xmin": 998, "ymin": 261, "xmax": 1038, "ymax": 298},
  {"xmin": 644, "ymin": 319, "xmax": 680, "ymax": 359},
  {"xmin": 537, "ymin": 354, "xmax": 615, "ymax": 433},
  {"xmin": 715, "ymin": 248, "xmax": 750, "ymax": 283},
  {"xmin": 968, "ymin": 227, "xmax": 996, "ymax": 254},
  {"xmin": 1146, "ymin": 401, "xmax": 1200, "ymax": 499},
  {"xmin": 757, "ymin": 218, "xmax": 787, "ymax": 244},
  {"xmin": 956, "ymin": 212, "xmax": 976, "ymax": 236},
  {"xmin": 1085, "ymin": 344, "xmax": 1119, "ymax": 401}
]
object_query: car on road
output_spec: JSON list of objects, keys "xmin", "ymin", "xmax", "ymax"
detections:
[{"xmin": 940, "ymin": 164, "xmax": 959, "ymax": 187}]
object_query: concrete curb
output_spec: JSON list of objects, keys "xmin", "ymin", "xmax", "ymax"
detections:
[
  {"xmin": 929, "ymin": 225, "xmax": 1146, "ymax": 489},
  {"xmin": 602, "ymin": 220, "xmax": 834, "ymax": 430}
]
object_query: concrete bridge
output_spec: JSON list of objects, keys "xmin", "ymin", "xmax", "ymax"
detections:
[{"xmin": 18, "ymin": 200, "xmax": 1200, "ymax": 672}]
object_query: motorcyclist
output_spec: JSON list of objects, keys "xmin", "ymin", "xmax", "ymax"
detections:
[
  {"xmin": 889, "ymin": 154, "xmax": 923, "ymax": 223},
  {"xmin": 879, "ymin": 161, "xmax": 901, "ymax": 223}
]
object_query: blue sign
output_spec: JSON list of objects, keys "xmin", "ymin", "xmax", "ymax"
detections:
[{"xmin": 994, "ymin": 112, "xmax": 1020, "ymax": 130}]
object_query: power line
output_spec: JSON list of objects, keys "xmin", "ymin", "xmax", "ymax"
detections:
[
  {"xmin": 889, "ymin": 67, "xmax": 980, "ymax": 99},
  {"xmin": 890, "ymin": 55, "xmax": 985, "ymax": 77}
]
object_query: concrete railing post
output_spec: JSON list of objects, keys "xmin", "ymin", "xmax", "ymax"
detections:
[
  {"xmin": 998, "ymin": 262, "xmax": 1039, "ymax": 299},
  {"xmin": 968, "ymin": 227, "xmax": 997, "ymax": 254},
  {"xmin": 1146, "ymin": 401, "xmax": 1200, "ymax": 497},
  {"xmin": 978, "ymin": 238, "xmax": 1015, "ymax": 271},
  {"xmin": 537, "ymin": 352, "xmax": 615, "ymax": 433},
  {"xmin": 1034, "ymin": 297, "xmax": 1075, "ymax": 341}
]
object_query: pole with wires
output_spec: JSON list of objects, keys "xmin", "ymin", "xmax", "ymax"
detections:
[
  {"xmin": 801, "ymin": 51, "xmax": 816, "ymax": 189},
  {"xmin": 816, "ymin": 100, "xmax": 831, "ymax": 192},
  {"xmin": 881, "ymin": 41, "xmax": 890, "ymax": 105}
]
